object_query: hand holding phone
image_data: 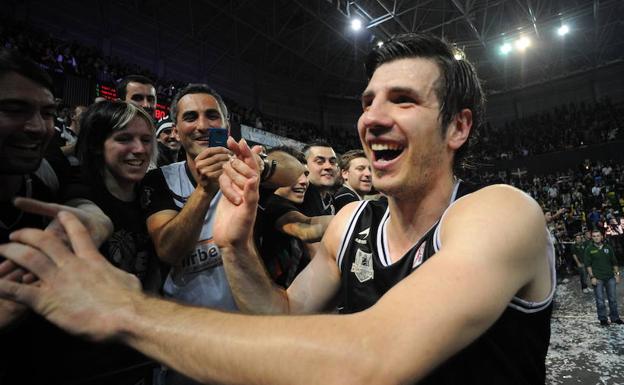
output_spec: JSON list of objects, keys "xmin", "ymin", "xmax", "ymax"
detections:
[{"xmin": 208, "ymin": 128, "xmax": 228, "ymax": 148}]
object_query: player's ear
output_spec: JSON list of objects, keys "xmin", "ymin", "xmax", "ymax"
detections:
[{"xmin": 447, "ymin": 108, "xmax": 472, "ymax": 151}]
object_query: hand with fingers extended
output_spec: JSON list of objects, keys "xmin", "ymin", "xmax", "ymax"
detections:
[
  {"xmin": 214, "ymin": 137, "xmax": 263, "ymax": 250},
  {"xmin": 14, "ymin": 197, "xmax": 113, "ymax": 247},
  {"xmin": 0, "ymin": 211, "xmax": 143, "ymax": 342},
  {"xmin": 194, "ymin": 146, "xmax": 232, "ymax": 192}
]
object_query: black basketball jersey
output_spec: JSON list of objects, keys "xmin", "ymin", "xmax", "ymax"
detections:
[{"xmin": 336, "ymin": 181, "xmax": 554, "ymax": 384}]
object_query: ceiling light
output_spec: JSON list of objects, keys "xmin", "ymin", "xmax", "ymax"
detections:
[
  {"xmin": 500, "ymin": 43, "xmax": 512, "ymax": 55},
  {"xmin": 557, "ymin": 25, "xmax": 569, "ymax": 36},
  {"xmin": 515, "ymin": 37, "xmax": 531, "ymax": 50},
  {"xmin": 351, "ymin": 19, "xmax": 362, "ymax": 31}
]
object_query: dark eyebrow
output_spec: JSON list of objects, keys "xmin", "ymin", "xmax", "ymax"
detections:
[{"xmin": 182, "ymin": 110, "xmax": 198, "ymax": 119}]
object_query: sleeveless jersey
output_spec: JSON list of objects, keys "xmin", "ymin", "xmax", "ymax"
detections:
[
  {"xmin": 336, "ymin": 181, "xmax": 554, "ymax": 384},
  {"xmin": 159, "ymin": 161, "xmax": 237, "ymax": 310}
]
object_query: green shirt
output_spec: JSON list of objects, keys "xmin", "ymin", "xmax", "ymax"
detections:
[
  {"xmin": 571, "ymin": 243, "xmax": 586, "ymax": 263},
  {"xmin": 584, "ymin": 243, "xmax": 618, "ymax": 280}
]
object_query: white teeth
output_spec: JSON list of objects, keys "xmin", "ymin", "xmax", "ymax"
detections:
[
  {"xmin": 125, "ymin": 160, "xmax": 144, "ymax": 166},
  {"xmin": 371, "ymin": 143, "xmax": 403, "ymax": 151}
]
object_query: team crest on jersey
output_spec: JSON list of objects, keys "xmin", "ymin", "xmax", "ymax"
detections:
[{"xmin": 351, "ymin": 248, "xmax": 374, "ymax": 282}]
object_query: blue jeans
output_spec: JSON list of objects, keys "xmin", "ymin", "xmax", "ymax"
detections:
[
  {"xmin": 578, "ymin": 265, "xmax": 588, "ymax": 289},
  {"xmin": 594, "ymin": 277, "xmax": 620, "ymax": 321}
]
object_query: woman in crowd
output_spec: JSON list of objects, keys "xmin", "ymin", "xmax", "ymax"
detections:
[{"xmin": 70, "ymin": 100, "xmax": 163, "ymax": 291}]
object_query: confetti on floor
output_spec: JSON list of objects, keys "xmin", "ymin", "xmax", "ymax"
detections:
[{"xmin": 547, "ymin": 275, "xmax": 624, "ymax": 385}]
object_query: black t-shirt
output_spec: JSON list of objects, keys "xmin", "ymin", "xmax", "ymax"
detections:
[
  {"xmin": 259, "ymin": 194, "xmax": 310, "ymax": 287},
  {"xmin": 333, "ymin": 185, "xmax": 360, "ymax": 212},
  {"xmin": 301, "ymin": 184, "xmax": 335, "ymax": 217},
  {"xmin": 62, "ymin": 181, "xmax": 162, "ymax": 292}
]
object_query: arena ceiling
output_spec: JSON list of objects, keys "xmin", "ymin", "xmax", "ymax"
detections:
[
  {"xmin": 133, "ymin": 0, "xmax": 623, "ymax": 97},
  {"xmin": 15, "ymin": 0, "xmax": 624, "ymax": 98}
]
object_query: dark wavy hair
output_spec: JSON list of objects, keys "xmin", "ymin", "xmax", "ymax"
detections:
[
  {"xmin": 365, "ymin": 33, "xmax": 485, "ymax": 171},
  {"xmin": 116, "ymin": 74, "xmax": 155, "ymax": 101},
  {"xmin": 75, "ymin": 100, "xmax": 155, "ymax": 184},
  {"xmin": 0, "ymin": 48, "xmax": 53, "ymax": 92}
]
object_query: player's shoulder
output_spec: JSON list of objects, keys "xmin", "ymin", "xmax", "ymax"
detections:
[{"xmin": 444, "ymin": 184, "xmax": 546, "ymax": 236}]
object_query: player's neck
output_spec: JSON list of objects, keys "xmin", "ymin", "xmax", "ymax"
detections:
[{"xmin": 386, "ymin": 174, "xmax": 456, "ymax": 258}]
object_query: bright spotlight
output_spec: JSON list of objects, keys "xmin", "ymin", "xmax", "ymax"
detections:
[
  {"xmin": 557, "ymin": 25, "xmax": 569, "ymax": 36},
  {"xmin": 351, "ymin": 19, "xmax": 362, "ymax": 31},
  {"xmin": 377, "ymin": 41, "xmax": 384, "ymax": 47},
  {"xmin": 500, "ymin": 43, "xmax": 512, "ymax": 55},
  {"xmin": 515, "ymin": 37, "xmax": 531, "ymax": 50}
]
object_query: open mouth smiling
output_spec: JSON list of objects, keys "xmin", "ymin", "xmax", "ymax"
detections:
[{"xmin": 370, "ymin": 143, "xmax": 405, "ymax": 163}]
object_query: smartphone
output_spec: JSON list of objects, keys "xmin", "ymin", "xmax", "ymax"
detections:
[{"xmin": 208, "ymin": 128, "xmax": 228, "ymax": 148}]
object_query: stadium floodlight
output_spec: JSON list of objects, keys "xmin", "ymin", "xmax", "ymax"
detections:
[
  {"xmin": 515, "ymin": 37, "xmax": 531, "ymax": 50},
  {"xmin": 351, "ymin": 19, "xmax": 362, "ymax": 31},
  {"xmin": 557, "ymin": 25, "xmax": 569, "ymax": 36},
  {"xmin": 499, "ymin": 43, "xmax": 513, "ymax": 55}
]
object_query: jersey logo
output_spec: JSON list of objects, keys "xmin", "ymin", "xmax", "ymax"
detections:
[
  {"xmin": 351, "ymin": 248, "xmax": 374, "ymax": 282},
  {"xmin": 355, "ymin": 228, "xmax": 370, "ymax": 245},
  {"xmin": 412, "ymin": 242, "xmax": 426, "ymax": 269}
]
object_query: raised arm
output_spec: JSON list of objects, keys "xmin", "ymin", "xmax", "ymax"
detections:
[{"xmin": 147, "ymin": 147, "xmax": 228, "ymax": 265}]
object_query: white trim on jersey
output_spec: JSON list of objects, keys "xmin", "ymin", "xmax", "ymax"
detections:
[
  {"xmin": 336, "ymin": 200, "xmax": 369, "ymax": 271},
  {"xmin": 433, "ymin": 180, "xmax": 461, "ymax": 253},
  {"xmin": 377, "ymin": 208, "xmax": 391, "ymax": 266}
]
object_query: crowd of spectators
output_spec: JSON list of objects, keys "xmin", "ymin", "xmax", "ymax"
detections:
[
  {"xmin": 474, "ymin": 99, "xmax": 624, "ymax": 161},
  {"xmin": 466, "ymin": 160, "xmax": 624, "ymax": 272}
]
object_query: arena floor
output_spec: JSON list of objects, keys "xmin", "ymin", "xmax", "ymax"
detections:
[{"xmin": 547, "ymin": 274, "xmax": 624, "ymax": 385}]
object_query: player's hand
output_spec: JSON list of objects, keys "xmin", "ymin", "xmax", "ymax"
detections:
[
  {"xmin": 214, "ymin": 137, "xmax": 262, "ymax": 249},
  {"xmin": 194, "ymin": 147, "xmax": 231, "ymax": 191},
  {"xmin": 0, "ymin": 211, "xmax": 143, "ymax": 342}
]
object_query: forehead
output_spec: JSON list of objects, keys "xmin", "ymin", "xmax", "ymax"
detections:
[
  {"xmin": 126, "ymin": 81, "xmax": 155, "ymax": 96},
  {"xmin": 114, "ymin": 116, "xmax": 152, "ymax": 135},
  {"xmin": 177, "ymin": 93, "xmax": 223, "ymax": 114},
  {"xmin": 308, "ymin": 146, "xmax": 336, "ymax": 159},
  {"xmin": 349, "ymin": 157, "xmax": 370, "ymax": 168},
  {"xmin": 0, "ymin": 72, "xmax": 54, "ymax": 105},
  {"xmin": 364, "ymin": 57, "xmax": 441, "ymax": 99}
]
